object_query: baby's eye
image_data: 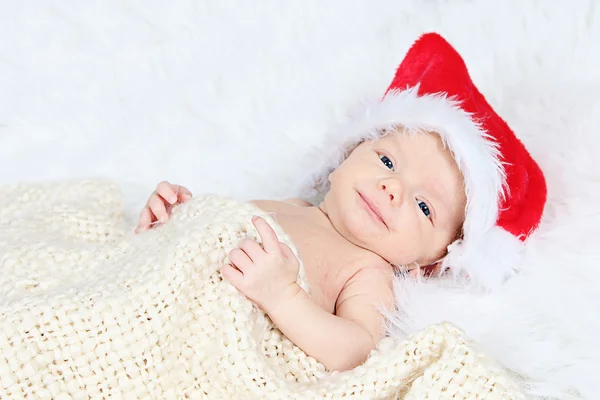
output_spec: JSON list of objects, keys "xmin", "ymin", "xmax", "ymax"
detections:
[
  {"xmin": 380, "ymin": 155, "xmax": 394, "ymax": 170},
  {"xmin": 417, "ymin": 200, "xmax": 431, "ymax": 218}
]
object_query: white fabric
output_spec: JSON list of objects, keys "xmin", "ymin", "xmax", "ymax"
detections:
[
  {"xmin": 0, "ymin": 180, "xmax": 525, "ymax": 399},
  {"xmin": 0, "ymin": 2, "xmax": 599, "ymax": 399}
]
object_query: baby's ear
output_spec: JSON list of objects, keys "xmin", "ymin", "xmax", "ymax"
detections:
[
  {"xmin": 327, "ymin": 166, "xmax": 339, "ymax": 183},
  {"xmin": 413, "ymin": 263, "xmax": 444, "ymax": 278}
]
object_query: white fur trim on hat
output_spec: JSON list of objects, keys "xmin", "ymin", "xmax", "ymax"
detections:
[{"xmin": 444, "ymin": 226, "xmax": 524, "ymax": 289}]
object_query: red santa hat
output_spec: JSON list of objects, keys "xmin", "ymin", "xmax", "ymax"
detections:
[{"xmin": 315, "ymin": 33, "xmax": 547, "ymax": 289}]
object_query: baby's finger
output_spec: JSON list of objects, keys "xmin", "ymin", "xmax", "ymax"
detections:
[
  {"xmin": 136, "ymin": 207, "xmax": 153, "ymax": 232},
  {"xmin": 221, "ymin": 263, "xmax": 244, "ymax": 287},
  {"xmin": 278, "ymin": 242, "xmax": 295, "ymax": 260},
  {"xmin": 156, "ymin": 181, "xmax": 178, "ymax": 205},
  {"xmin": 148, "ymin": 195, "xmax": 169, "ymax": 222},
  {"xmin": 228, "ymin": 248, "xmax": 252, "ymax": 273},
  {"xmin": 252, "ymin": 216, "xmax": 280, "ymax": 254},
  {"xmin": 176, "ymin": 186, "xmax": 193, "ymax": 202},
  {"xmin": 238, "ymin": 239, "xmax": 265, "ymax": 262}
]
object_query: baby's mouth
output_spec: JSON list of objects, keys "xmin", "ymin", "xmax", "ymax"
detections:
[{"xmin": 357, "ymin": 191, "xmax": 388, "ymax": 229}]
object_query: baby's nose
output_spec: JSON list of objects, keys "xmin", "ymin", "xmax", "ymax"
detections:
[{"xmin": 380, "ymin": 180, "xmax": 403, "ymax": 206}]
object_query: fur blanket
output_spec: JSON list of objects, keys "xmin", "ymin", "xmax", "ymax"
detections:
[{"xmin": 0, "ymin": 180, "xmax": 525, "ymax": 399}]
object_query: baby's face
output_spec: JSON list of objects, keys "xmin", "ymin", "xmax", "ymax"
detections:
[{"xmin": 321, "ymin": 130, "xmax": 466, "ymax": 268}]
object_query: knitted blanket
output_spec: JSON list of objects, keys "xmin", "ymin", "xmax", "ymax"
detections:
[{"xmin": 0, "ymin": 180, "xmax": 526, "ymax": 399}]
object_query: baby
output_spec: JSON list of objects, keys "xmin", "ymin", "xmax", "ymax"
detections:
[
  {"xmin": 136, "ymin": 33, "xmax": 547, "ymax": 372},
  {"xmin": 136, "ymin": 128, "xmax": 466, "ymax": 371}
]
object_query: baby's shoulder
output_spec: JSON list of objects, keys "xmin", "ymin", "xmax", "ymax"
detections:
[
  {"xmin": 335, "ymin": 262, "xmax": 395, "ymax": 335},
  {"xmin": 282, "ymin": 198, "xmax": 313, "ymax": 207},
  {"xmin": 250, "ymin": 198, "xmax": 311, "ymax": 214},
  {"xmin": 352, "ymin": 263, "xmax": 395, "ymax": 288},
  {"xmin": 338, "ymin": 262, "xmax": 395, "ymax": 305}
]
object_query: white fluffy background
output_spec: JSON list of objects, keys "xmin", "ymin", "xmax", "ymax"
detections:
[{"xmin": 1, "ymin": 1, "xmax": 599, "ymax": 398}]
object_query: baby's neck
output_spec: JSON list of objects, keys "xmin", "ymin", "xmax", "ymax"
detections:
[
  {"xmin": 305, "ymin": 203, "xmax": 387, "ymax": 268},
  {"xmin": 302, "ymin": 203, "xmax": 362, "ymax": 249}
]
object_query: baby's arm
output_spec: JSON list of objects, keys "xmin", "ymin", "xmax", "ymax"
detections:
[
  {"xmin": 222, "ymin": 216, "xmax": 394, "ymax": 371},
  {"xmin": 267, "ymin": 268, "xmax": 394, "ymax": 371}
]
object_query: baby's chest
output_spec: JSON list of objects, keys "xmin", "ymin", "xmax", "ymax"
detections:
[
  {"xmin": 299, "ymin": 256, "xmax": 344, "ymax": 314},
  {"xmin": 275, "ymin": 224, "xmax": 346, "ymax": 313}
]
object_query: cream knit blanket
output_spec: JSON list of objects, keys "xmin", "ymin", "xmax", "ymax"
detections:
[{"xmin": 0, "ymin": 180, "xmax": 526, "ymax": 399}]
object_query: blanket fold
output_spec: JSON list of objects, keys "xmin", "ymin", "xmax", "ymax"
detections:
[{"xmin": 0, "ymin": 180, "xmax": 525, "ymax": 399}]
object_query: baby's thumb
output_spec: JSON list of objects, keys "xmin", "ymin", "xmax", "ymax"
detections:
[{"xmin": 178, "ymin": 192, "xmax": 192, "ymax": 202}]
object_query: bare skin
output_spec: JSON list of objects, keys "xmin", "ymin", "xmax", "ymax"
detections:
[{"xmin": 135, "ymin": 129, "xmax": 466, "ymax": 371}]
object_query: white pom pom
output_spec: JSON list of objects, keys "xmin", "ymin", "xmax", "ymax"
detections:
[{"xmin": 443, "ymin": 226, "xmax": 524, "ymax": 290}]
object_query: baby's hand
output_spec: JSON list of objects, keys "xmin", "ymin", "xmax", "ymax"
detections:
[
  {"xmin": 135, "ymin": 181, "xmax": 192, "ymax": 233},
  {"xmin": 222, "ymin": 216, "xmax": 300, "ymax": 313}
]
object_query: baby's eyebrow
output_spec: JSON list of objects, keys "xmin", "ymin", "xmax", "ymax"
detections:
[{"xmin": 389, "ymin": 138, "xmax": 404, "ymax": 155}]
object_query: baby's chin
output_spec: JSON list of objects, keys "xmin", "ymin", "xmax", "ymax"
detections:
[
  {"xmin": 342, "ymin": 211, "xmax": 388, "ymax": 236},
  {"xmin": 343, "ymin": 227, "xmax": 387, "ymax": 251}
]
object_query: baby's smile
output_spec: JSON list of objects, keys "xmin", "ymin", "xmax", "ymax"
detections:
[{"xmin": 356, "ymin": 190, "xmax": 388, "ymax": 229}]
